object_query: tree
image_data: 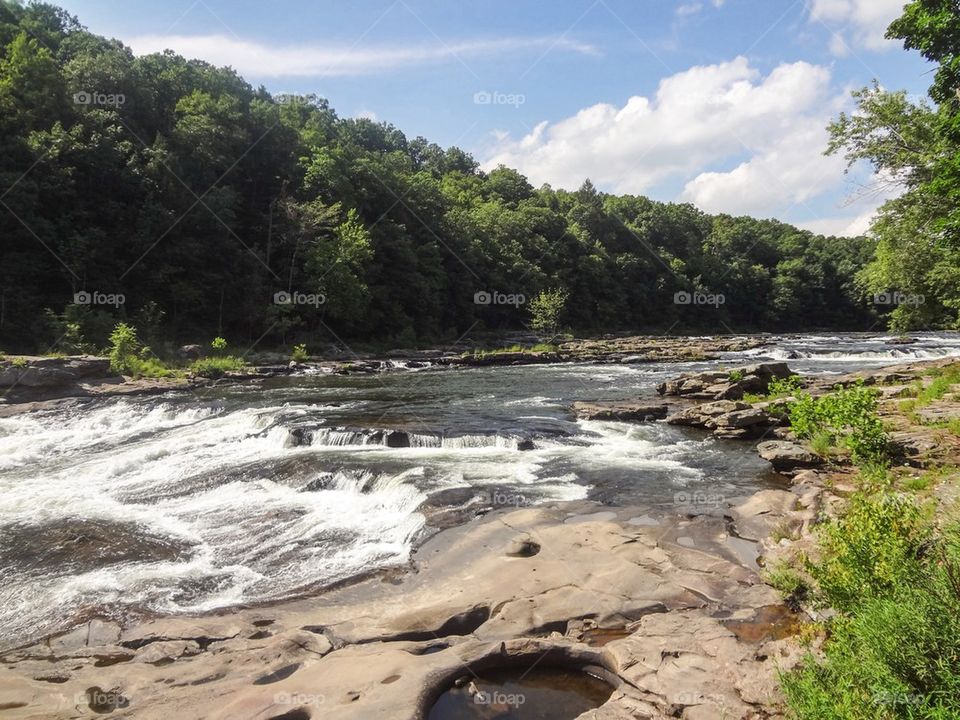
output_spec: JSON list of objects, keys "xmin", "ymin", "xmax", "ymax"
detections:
[{"xmin": 529, "ymin": 288, "xmax": 569, "ymax": 338}]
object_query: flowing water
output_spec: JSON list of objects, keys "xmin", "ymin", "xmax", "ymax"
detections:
[{"xmin": 1, "ymin": 332, "xmax": 958, "ymax": 651}]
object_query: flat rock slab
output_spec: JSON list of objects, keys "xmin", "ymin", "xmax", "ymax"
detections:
[
  {"xmin": 0, "ymin": 503, "xmax": 797, "ymax": 720},
  {"xmin": 757, "ymin": 440, "xmax": 821, "ymax": 472}
]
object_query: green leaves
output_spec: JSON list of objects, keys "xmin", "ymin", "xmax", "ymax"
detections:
[{"xmin": 788, "ymin": 381, "xmax": 889, "ymax": 465}]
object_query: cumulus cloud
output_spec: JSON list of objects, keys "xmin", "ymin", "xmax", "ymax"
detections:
[
  {"xmin": 807, "ymin": 0, "xmax": 906, "ymax": 54},
  {"xmin": 483, "ymin": 56, "xmax": 857, "ymax": 223},
  {"xmin": 124, "ymin": 34, "xmax": 597, "ymax": 77}
]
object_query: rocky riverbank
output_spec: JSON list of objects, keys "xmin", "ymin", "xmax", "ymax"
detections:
[
  {"xmin": 2, "ymin": 357, "xmax": 957, "ymax": 719},
  {"xmin": 0, "ymin": 334, "xmax": 770, "ymax": 407}
]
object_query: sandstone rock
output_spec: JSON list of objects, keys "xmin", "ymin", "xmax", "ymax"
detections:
[
  {"xmin": 757, "ymin": 441, "xmax": 821, "ymax": 472},
  {"xmin": 711, "ymin": 408, "xmax": 771, "ymax": 429},
  {"xmin": 658, "ymin": 363, "xmax": 793, "ymax": 401},
  {"xmin": 133, "ymin": 640, "xmax": 201, "ymax": 664},
  {"xmin": 667, "ymin": 400, "xmax": 748, "ymax": 426}
]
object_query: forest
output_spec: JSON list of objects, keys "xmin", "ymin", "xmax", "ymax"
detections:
[{"xmin": 0, "ymin": 0, "xmax": 928, "ymax": 355}]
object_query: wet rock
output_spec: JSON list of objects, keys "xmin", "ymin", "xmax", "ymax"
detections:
[
  {"xmin": 384, "ymin": 430, "xmax": 410, "ymax": 448},
  {"xmin": 571, "ymin": 401, "xmax": 669, "ymax": 422},
  {"xmin": 757, "ymin": 440, "xmax": 821, "ymax": 472},
  {"xmin": 667, "ymin": 401, "xmax": 777, "ymax": 439}
]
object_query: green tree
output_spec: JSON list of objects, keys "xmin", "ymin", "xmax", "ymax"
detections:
[{"xmin": 529, "ymin": 288, "xmax": 568, "ymax": 337}]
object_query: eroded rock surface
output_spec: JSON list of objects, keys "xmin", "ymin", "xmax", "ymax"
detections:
[{"xmin": 0, "ymin": 500, "xmax": 805, "ymax": 720}]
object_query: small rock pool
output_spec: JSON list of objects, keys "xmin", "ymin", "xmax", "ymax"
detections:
[{"xmin": 426, "ymin": 666, "xmax": 614, "ymax": 719}]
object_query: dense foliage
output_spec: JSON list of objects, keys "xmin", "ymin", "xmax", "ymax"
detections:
[
  {"xmin": 788, "ymin": 381, "xmax": 890, "ymax": 465},
  {"xmin": 0, "ymin": 1, "xmax": 878, "ymax": 354},
  {"xmin": 828, "ymin": 0, "xmax": 960, "ymax": 330},
  {"xmin": 777, "ymin": 375, "xmax": 960, "ymax": 718}
]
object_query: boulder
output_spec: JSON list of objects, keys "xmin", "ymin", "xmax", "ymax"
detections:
[
  {"xmin": 757, "ymin": 440, "xmax": 821, "ymax": 472},
  {"xmin": 711, "ymin": 408, "xmax": 771, "ymax": 430},
  {"xmin": 667, "ymin": 400, "xmax": 748, "ymax": 427},
  {"xmin": 178, "ymin": 344, "xmax": 204, "ymax": 360},
  {"xmin": 658, "ymin": 363, "xmax": 794, "ymax": 401}
]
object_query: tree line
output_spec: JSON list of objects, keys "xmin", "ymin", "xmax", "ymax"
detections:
[{"xmin": 0, "ymin": 1, "xmax": 886, "ymax": 354}]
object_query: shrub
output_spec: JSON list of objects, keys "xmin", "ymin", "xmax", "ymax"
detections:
[
  {"xmin": 784, "ymin": 546, "xmax": 960, "ymax": 719},
  {"xmin": 788, "ymin": 381, "xmax": 889, "ymax": 465},
  {"xmin": 807, "ymin": 490, "xmax": 930, "ymax": 614},
  {"xmin": 729, "ymin": 369, "xmax": 745, "ymax": 382},
  {"xmin": 763, "ymin": 561, "xmax": 808, "ymax": 599},
  {"xmin": 291, "ymin": 344, "xmax": 309, "ymax": 363},
  {"xmin": 766, "ymin": 375, "xmax": 803, "ymax": 399},
  {"xmin": 108, "ymin": 323, "xmax": 141, "ymax": 375},
  {"xmin": 107, "ymin": 323, "xmax": 176, "ymax": 378},
  {"xmin": 211, "ymin": 336, "xmax": 228, "ymax": 354},
  {"xmin": 529, "ymin": 288, "xmax": 568, "ymax": 337},
  {"xmin": 11, "ymin": 357, "xmax": 28, "ymax": 368}
]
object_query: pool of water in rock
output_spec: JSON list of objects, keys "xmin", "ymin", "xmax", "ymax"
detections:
[{"xmin": 427, "ymin": 667, "xmax": 614, "ymax": 720}]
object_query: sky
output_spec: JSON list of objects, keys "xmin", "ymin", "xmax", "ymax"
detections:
[{"xmin": 55, "ymin": 0, "xmax": 932, "ymax": 236}]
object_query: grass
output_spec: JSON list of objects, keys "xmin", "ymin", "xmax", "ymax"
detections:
[
  {"xmin": 467, "ymin": 343, "xmax": 559, "ymax": 359},
  {"xmin": 763, "ymin": 561, "xmax": 808, "ymax": 599},
  {"xmin": 809, "ymin": 430, "xmax": 835, "ymax": 459},
  {"xmin": 129, "ymin": 357, "xmax": 179, "ymax": 379},
  {"xmin": 189, "ymin": 356, "xmax": 247, "ymax": 379}
]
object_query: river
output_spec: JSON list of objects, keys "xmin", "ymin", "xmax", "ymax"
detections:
[{"xmin": 1, "ymin": 332, "xmax": 958, "ymax": 651}]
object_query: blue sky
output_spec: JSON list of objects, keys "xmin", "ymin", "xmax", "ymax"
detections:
[{"xmin": 57, "ymin": 0, "xmax": 931, "ymax": 235}]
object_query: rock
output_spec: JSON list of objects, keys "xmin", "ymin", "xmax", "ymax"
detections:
[
  {"xmin": 668, "ymin": 400, "xmax": 748, "ymax": 427},
  {"xmin": 729, "ymin": 490, "xmax": 800, "ymax": 542},
  {"xmin": 658, "ymin": 363, "xmax": 794, "ymax": 401},
  {"xmin": 384, "ymin": 430, "xmax": 410, "ymax": 448},
  {"xmin": 712, "ymin": 408, "xmax": 771, "ymax": 429},
  {"xmin": 571, "ymin": 401, "xmax": 669, "ymax": 422},
  {"xmin": 757, "ymin": 441, "xmax": 821, "ymax": 472},
  {"xmin": 178, "ymin": 344, "xmax": 203, "ymax": 360},
  {"xmin": 133, "ymin": 640, "xmax": 201, "ymax": 664},
  {"xmin": 87, "ymin": 619, "xmax": 121, "ymax": 647}
]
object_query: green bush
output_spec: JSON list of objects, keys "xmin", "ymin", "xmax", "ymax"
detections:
[
  {"xmin": 291, "ymin": 343, "xmax": 309, "ymax": 363},
  {"xmin": 784, "ymin": 539, "xmax": 960, "ymax": 719},
  {"xmin": 788, "ymin": 381, "xmax": 888, "ymax": 465},
  {"xmin": 783, "ymin": 474, "xmax": 960, "ymax": 720},
  {"xmin": 190, "ymin": 356, "xmax": 246, "ymax": 379},
  {"xmin": 763, "ymin": 561, "xmax": 808, "ymax": 599},
  {"xmin": 808, "ymin": 490, "xmax": 930, "ymax": 614},
  {"xmin": 767, "ymin": 375, "xmax": 803, "ymax": 399},
  {"xmin": 211, "ymin": 336, "xmax": 228, "ymax": 354},
  {"xmin": 107, "ymin": 323, "xmax": 176, "ymax": 378},
  {"xmin": 108, "ymin": 323, "xmax": 141, "ymax": 375}
]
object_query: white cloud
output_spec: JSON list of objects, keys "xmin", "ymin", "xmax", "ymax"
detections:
[
  {"xmin": 483, "ymin": 57, "xmax": 855, "ymax": 220},
  {"xmin": 808, "ymin": 0, "xmax": 906, "ymax": 54},
  {"xmin": 797, "ymin": 209, "xmax": 876, "ymax": 237},
  {"xmin": 676, "ymin": 3, "xmax": 703, "ymax": 18},
  {"xmin": 124, "ymin": 34, "xmax": 597, "ymax": 77}
]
